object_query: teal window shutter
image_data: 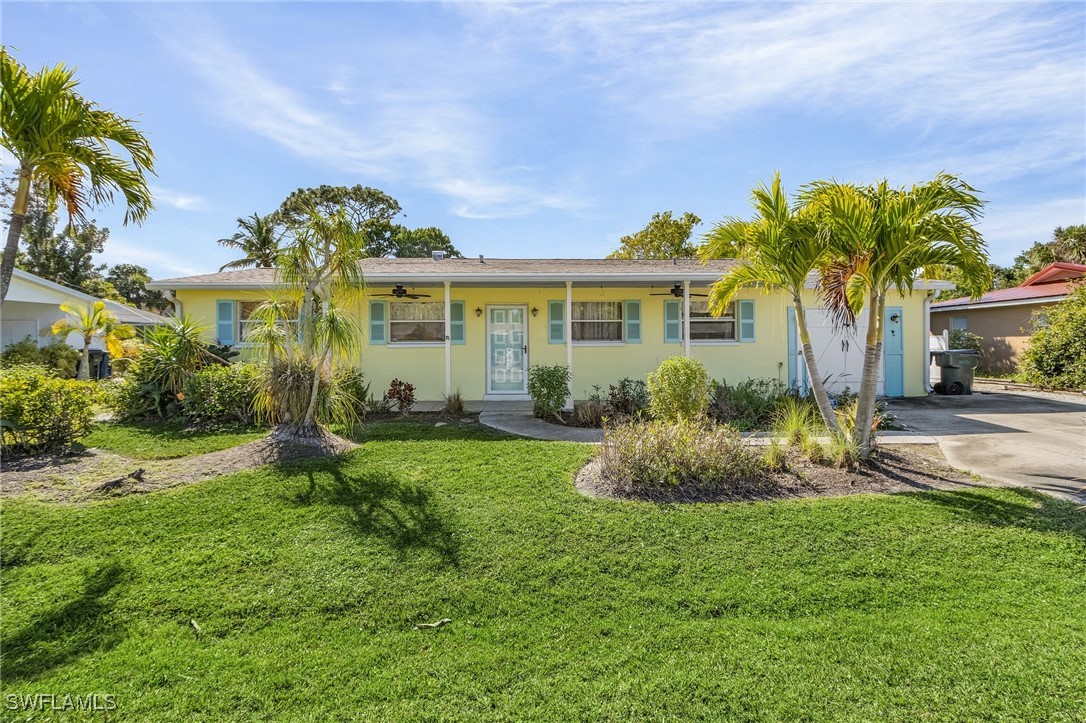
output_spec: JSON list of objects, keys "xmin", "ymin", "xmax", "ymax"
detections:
[
  {"xmin": 369, "ymin": 300, "xmax": 387, "ymax": 345},
  {"xmin": 450, "ymin": 301, "xmax": 465, "ymax": 344},
  {"xmin": 738, "ymin": 300, "xmax": 755, "ymax": 342},
  {"xmin": 216, "ymin": 300, "xmax": 235, "ymax": 346},
  {"xmin": 663, "ymin": 300, "xmax": 682, "ymax": 343},
  {"xmin": 548, "ymin": 300, "xmax": 565, "ymax": 344},
  {"xmin": 624, "ymin": 300, "xmax": 641, "ymax": 343}
]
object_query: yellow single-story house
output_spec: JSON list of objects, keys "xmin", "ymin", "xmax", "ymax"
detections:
[{"xmin": 149, "ymin": 257, "xmax": 949, "ymax": 408}]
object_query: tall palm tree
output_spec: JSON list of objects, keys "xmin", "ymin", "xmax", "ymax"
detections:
[
  {"xmin": 1, "ymin": 51, "xmax": 155, "ymax": 303},
  {"xmin": 50, "ymin": 301, "xmax": 136, "ymax": 380},
  {"xmin": 802, "ymin": 173, "xmax": 990, "ymax": 457},
  {"xmin": 216, "ymin": 213, "xmax": 284, "ymax": 271},
  {"xmin": 700, "ymin": 173, "xmax": 842, "ymax": 434}
]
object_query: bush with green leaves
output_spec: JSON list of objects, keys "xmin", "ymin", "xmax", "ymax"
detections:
[
  {"xmin": 597, "ymin": 417, "xmax": 764, "ymax": 491},
  {"xmin": 607, "ymin": 378, "xmax": 649, "ymax": 417},
  {"xmin": 948, "ymin": 328, "xmax": 983, "ymax": 353},
  {"xmin": 0, "ymin": 364, "xmax": 100, "ymax": 454},
  {"xmin": 709, "ymin": 378, "xmax": 790, "ymax": 430},
  {"xmin": 1019, "ymin": 284, "xmax": 1086, "ymax": 390},
  {"xmin": 182, "ymin": 363, "xmax": 262, "ymax": 424},
  {"xmin": 528, "ymin": 364, "xmax": 570, "ymax": 421},
  {"xmin": 0, "ymin": 337, "xmax": 81, "ymax": 378},
  {"xmin": 646, "ymin": 356, "xmax": 709, "ymax": 421}
]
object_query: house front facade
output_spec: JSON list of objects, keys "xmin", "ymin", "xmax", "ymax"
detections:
[
  {"xmin": 150, "ymin": 258, "xmax": 944, "ymax": 407},
  {"xmin": 931, "ymin": 262, "xmax": 1086, "ymax": 374}
]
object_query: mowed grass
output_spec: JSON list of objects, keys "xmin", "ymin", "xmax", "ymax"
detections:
[
  {"xmin": 81, "ymin": 420, "xmax": 268, "ymax": 459},
  {"xmin": 2, "ymin": 421, "xmax": 1084, "ymax": 721}
]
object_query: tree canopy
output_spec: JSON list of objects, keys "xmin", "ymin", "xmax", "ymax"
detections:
[{"xmin": 608, "ymin": 211, "xmax": 702, "ymax": 259}]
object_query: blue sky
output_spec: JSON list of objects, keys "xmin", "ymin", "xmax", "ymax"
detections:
[{"xmin": 4, "ymin": 1, "xmax": 1084, "ymax": 279}]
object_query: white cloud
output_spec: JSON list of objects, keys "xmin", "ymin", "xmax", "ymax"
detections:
[
  {"xmin": 97, "ymin": 238, "xmax": 204, "ymax": 277},
  {"xmin": 151, "ymin": 186, "xmax": 206, "ymax": 211},
  {"xmin": 167, "ymin": 28, "xmax": 584, "ymax": 219}
]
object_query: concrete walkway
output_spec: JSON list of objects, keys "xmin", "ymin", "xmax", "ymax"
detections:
[{"xmin": 478, "ymin": 412, "xmax": 938, "ymax": 446}]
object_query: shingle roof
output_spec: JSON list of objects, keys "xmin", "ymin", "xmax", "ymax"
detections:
[{"xmin": 149, "ymin": 258, "xmax": 740, "ymax": 288}]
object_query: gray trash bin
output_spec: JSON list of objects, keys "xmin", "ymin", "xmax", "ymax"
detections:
[{"xmin": 932, "ymin": 349, "xmax": 980, "ymax": 395}]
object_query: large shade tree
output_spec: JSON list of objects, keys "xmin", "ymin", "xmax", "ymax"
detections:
[
  {"xmin": 609, "ymin": 211, "xmax": 702, "ymax": 259},
  {"xmin": 802, "ymin": 173, "xmax": 990, "ymax": 457},
  {"xmin": 700, "ymin": 174, "xmax": 841, "ymax": 434},
  {"xmin": 1, "ymin": 51, "xmax": 154, "ymax": 303}
]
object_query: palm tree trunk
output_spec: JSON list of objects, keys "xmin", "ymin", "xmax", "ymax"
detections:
[
  {"xmin": 794, "ymin": 298, "xmax": 842, "ymax": 435},
  {"xmin": 78, "ymin": 339, "xmax": 92, "ymax": 381},
  {"xmin": 852, "ymin": 291, "xmax": 885, "ymax": 458},
  {"xmin": 1, "ymin": 170, "xmax": 31, "ymax": 304}
]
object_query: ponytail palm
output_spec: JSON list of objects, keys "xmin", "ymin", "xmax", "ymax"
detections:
[
  {"xmin": 700, "ymin": 173, "xmax": 841, "ymax": 434},
  {"xmin": 802, "ymin": 173, "xmax": 990, "ymax": 457},
  {"xmin": 49, "ymin": 300, "xmax": 136, "ymax": 380},
  {"xmin": 1, "ymin": 51, "xmax": 155, "ymax": 303}
]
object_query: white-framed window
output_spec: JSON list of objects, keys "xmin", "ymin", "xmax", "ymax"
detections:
[
  {"xmin": 238, "ymin": 301, "xmax": 298, "ymax": 344},
  {"xmin": 389, "ymin": 301, "xmax": 445, "ymax": 343},
  {"xmin": 572, "ymin": 301, "xmax": 623, "ymax": 342},
  {"xmin": 950, "ymin": 316, "xmax": 968, "ymax": 331},
  {"xmin": 689, "ymin": 300, "xmax": 736, "ymax": 342}
]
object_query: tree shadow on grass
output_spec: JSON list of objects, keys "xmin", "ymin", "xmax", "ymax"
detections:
[
  {"xmin": 288, "ymin": 461, "xmax": 460, "ymax": 568},
  {"xmin": 912, "ymin": 487, "xmax": 1085, "ymax": 541},
  {"xmin": 350, "ymin": 420, "xmax": 512, "ymax": 444},
  {"xmin": 1, "ymin": 561, "xmax": 127, "ymax": 683}
]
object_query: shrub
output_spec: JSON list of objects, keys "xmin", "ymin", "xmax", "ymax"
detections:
[
  {"xmin": 110, "ymin": 338, "xmax": 146, "ymax": 376},
  {"xmin": 1019, "ymin": 284, "xmax": 1086, "ymax": 390},
  {"xmin": 386, "ymin": 378, "xmax": 416, "ymax": 415},
  {"xmin": 607, "ymin": 378, "xmax": 649, "ymax": 418},
  {"xmin": 948, "ymin": 328, "xmax": 983, "ymax": 353},
  {"xmin": 528, "ymin": 364, "xmax": 570, "ymax": 421},
  {"xmin": 773, "ymin": 397, "xmax": 819, "ymax": 447},
  {"xmin": 182, "ymin": 363, "xmax": 262, "ymax": 424},
  {"xmin": 709, "ymin": 378, "xmax": 789, "ymax": 430},
  {"xmin": 573, "ymin": 387, "xmax": 607, "ymax": 427},
  {"xmin": 0, "ymin": 337, "xmax": 81, "ymax": 378},
  {"xmin": 0, "ymin": 365, "xmax": 100, "ymax": 454},
  {"xmin": 597, "ymin": 417, "xmax": 764, "ymax": 491},
  {"xmin": 442, "ymin": 389, "xmax": 465, "ymax": 416},
  {"xmin": 646, "ymin": 356, "xmax": 709, "ymax": 421},
  {"xmin": 335, "ymin": 368, "xmax": 369, "ymax": 418}
]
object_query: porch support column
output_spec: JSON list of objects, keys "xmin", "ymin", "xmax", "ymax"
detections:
[
  {"xmin": 444, "ymin": 281, "xmax": 452, "ymax": 398},
  {"xmin": 565, "ymin": 280, "xmax": 573, "ymax": 409},
  {"xmin": 682, "ymin": 280, "xmax": 691, "ymax": 358}
]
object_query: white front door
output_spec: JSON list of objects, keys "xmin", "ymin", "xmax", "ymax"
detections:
[{"xmin": 487, "ymin": 305, "xmax": 528, "ymax": 394}]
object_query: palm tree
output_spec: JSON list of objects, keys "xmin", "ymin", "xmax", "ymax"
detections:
[
  {"xmin": 802, "ymin": 173, "xmax": 990, "ymax": 457},
  {"xmin": 1, "ymin": 51, "xmax": 155, "ymax": 303},
  {"xmin": 50, "ymin": 301, "xmax": 136, "ymax": 380},
  {"xmin": 217, "ymin": 213, "xmax": 284, "ymax": 271},
  {"xmin": 700, "ymin": 173, "xmax": 842, "ymax": 434},
  {"xmin": 255, "ymin": 207, "xmax": 367, "ymax": 448}
]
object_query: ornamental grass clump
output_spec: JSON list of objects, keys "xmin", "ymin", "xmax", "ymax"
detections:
[{"xmin": 597, "ymin": 417, "xmax": 765, "ymax": 492}]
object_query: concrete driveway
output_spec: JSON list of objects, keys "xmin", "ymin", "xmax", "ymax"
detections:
[{"xmin": 888, "ymin": 390, "xmax": 1086, "ymax": 503}]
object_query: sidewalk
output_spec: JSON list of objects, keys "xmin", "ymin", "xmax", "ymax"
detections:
[{"xmin": 478, "ymin": 412, "xmax": 938, "ymax": 445}]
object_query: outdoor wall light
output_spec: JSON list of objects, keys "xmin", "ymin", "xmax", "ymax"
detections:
[
  {"xmin": 474, "ymin": 307, "xmax": 483, "ymax": 317},
  {"xmin": 890, "ymin": 313, "xmax": 901, "ymax": 323},
  {"xmin": 531, "ymin": 307, "xmax": 538, "ymax": 317}
]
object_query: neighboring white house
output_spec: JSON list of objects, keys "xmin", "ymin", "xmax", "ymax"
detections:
[{"xmin": 2, "ymin": 268, "xmax": 168, "ymax": 352}]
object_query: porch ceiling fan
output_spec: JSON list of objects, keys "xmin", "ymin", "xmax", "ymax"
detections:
[
  {"xmin": 650, "ymin": 283, "xmax": 708, "ymax": 298},
  {"xmin": 371, "ymin": 284, "xmax": 432, "ymax": 299}
]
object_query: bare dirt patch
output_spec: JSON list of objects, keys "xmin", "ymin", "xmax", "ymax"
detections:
[
  {"xmin": 2, "ymin": 434, "xmax": 359, "ymax": 502},
  {"xmin": 576, "ymin": 445, "xmax": 987, "ymax": 503}
]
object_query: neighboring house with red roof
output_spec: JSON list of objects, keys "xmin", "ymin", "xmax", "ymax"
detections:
[{"xmin": 930, "ymin": 262, "xmax": 1086, "ymax": 373}]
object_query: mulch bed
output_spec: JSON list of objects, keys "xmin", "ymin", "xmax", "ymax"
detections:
[{"xmin": 576, "ymin": 445, "xmax": 985, "ymax": 503}]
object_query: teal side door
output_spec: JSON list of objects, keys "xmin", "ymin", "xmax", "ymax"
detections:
[{"xmin": 883, "ymin": 306, "xmax": 904, "ymax": 397}]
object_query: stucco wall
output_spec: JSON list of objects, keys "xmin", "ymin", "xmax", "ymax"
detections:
[
  {"xmin": 174, "ymin": 286, "xmax": 931, "ymax": 401},
  {"xmin": 931, "ymin": 303, "xmax": 1045, "ymax": 374}
]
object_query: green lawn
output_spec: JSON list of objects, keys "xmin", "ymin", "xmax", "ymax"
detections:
[
  {"xmin": 2, "ymin": 421, "xmax": 1084, "ymax": 721},
  {"xmin": 81, "ymin": 419, "xmax": 268, "ymax": 459}
]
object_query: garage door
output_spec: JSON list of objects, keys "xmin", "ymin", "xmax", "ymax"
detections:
[{"xmin": 790, "ymin": 308, "xmax": 885, "ymax": 396}]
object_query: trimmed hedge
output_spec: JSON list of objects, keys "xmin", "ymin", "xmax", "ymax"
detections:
[
  {"xmin": 182, "ymin": 363, "xmax": 262, "ymax": 424},
  {"xmin": 0, "ymin": 364, "xmax": 100, "ymax": 454}
]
